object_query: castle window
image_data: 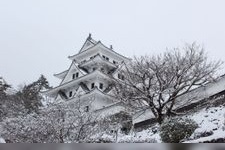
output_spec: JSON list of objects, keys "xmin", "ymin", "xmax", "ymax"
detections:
[
  {"xmin": 81, "ymin": 60, "xmax": 86, "ymax": 64},
  {"xmin": 84, "ymin": 106, "xmax": 89, "ymax": 112},
  {"xmin": 113, "ymin": 60, "xmax": 117, "ymax": 64},
  {"xmin": 118, "ymin": 74, "xmax": 125, "ymax": 80},
  {"xmin": 99, "ymin": 83, "xmax": 103, "ymax": 89},
  {"xmin": 69, "ymin": 91, "xmax": 73, "ymax": 97},
  {"xmin": 102, "ymin": 55, "xmax": 109, "ymax": 61},
  {"xmin": 72, "ymin": 72, "xmax": 79, "ymax": 79},
  {"xmin": 121, "ymin": 75, "xmax": 125, "ymax": 80},
  {"xmin": 118, "ymin": 74, "xmax": 121, "ymax": 79},
  {"xmin": 76, "ymin": 72, "xmax": 79, "ymax": 78},
  {"xmin": 93, "ymin": 67, "xmax": 96, "ymax": 71},
  {"xmin": 91, "ymin": 83, "xmax": 95, "ymax": 89},
  {"xmin": 101, "ymin": 68, "xmax": 105, "ymax": 72}
]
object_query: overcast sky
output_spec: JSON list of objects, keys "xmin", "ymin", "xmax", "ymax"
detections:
[{"xmin": 0, "ymin": 0, "xmax": 225, "ymax": 87}]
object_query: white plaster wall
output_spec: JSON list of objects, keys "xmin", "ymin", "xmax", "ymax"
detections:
[
  {"xmin": 175, "ymin": 76, "xmax": 225, "ymax": 108},
  {"xmin": 95, "ymin": 105, "xmax": 126, "ymax": 119},
  {"xmin": 91, "ymin": 94, "xmax": 115, "ymax": 110}
]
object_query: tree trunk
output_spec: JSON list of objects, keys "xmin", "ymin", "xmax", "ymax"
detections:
[
  {"xmin": 59, "ymin": 129, "xmax": 64, "ymax": 143},
  {"xmin": 157, "ymin": 109, "xmax": 164, "ymax": 124}
]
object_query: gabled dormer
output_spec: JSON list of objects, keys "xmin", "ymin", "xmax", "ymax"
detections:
[
  {"xmin": 112, "ymin": 62, "xmax": 126, "ymax": 81},
  {"xmin": 79, "ymin": 34, "xmax": 97, "ymax": 53},
  {"xmin": 68, "ymin": 36, "xmax": 131, "ymax": 65},
  {"xmin": 60, "ymin": 61, "xmax": 86, "ymax": 85},
  {"xmin": 74, "ymin": 85, "xmax": 87, "ymax": 98}
]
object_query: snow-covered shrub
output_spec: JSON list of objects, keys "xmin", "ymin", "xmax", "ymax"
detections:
[
  {"xmin": 86, "ymin": 134, "xmax": 115, "ymax": 143},
  {"xmin": 118, "ymin": 137, "xmax": 157, "ymax": 143},
  {"xmin": 97, "ymin": 111, "xmax": 133, "ymax": 136},
  {"xmin": 1, "ymin": 103, "xmax": 100, "ymax": 143},
  {"xmin": 113, "ymin": 111, "xmax": 132, "ymax": 134},
  {"xmin": 160, "ymin": 117, "xmax": 198, "ymax": 143}
]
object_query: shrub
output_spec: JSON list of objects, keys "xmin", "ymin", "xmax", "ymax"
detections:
[
  {"xmin": 118, "ymin": 137, "xmax": 157, "ymax": 143},
  {"xmin": 103, "ymin": 111, "xmax": 133, "ymax": 135},
  {"xmin": 160, "ymin": 117, "xmax": 198, "ymax": 143}
]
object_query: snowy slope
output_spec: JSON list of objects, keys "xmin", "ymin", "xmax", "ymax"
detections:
[
  {"xmin": 114, "ymin": 105, "xmax": 225, "ymax": 143},
  {"xmin": 183, "ymin": 105, "xmax": 225, "ymax": 143}
]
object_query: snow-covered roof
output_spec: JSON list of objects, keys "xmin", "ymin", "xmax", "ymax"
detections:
[
  {"xmin": 42, "ymin": 70, "xmax": 113, "ymax": 97},
  {"xmin": 60, "ymin": 61, "xmax": 87, "ymax": 85},
  {"xmin": 69, "ymin": 40, "xmax": 131, "ymax": 63},
  {"xmin": 79, "ymin": 54, "xmax": 117, "ymax": 69},
  {"xmin": 54, "ymin": 62, "xmax": 88, "ymax": 80},
  {"xmin": 79, "ymin": 34, "xmax": 98, "ymax": 53},
  {"xmin": 54, "ymin": 70, "xmax": 68, "ymax": 79},
  {"xmin": 175, "ymin": 75, "xmax": 225, "ymax": 109}
]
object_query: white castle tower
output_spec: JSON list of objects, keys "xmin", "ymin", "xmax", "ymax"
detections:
[{"xmin": 43, "ymin": 34, "xmax": 132, "ymax": 117}]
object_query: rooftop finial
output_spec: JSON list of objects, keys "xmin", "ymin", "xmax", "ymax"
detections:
[
  {"xmin": 110, "ymin": 45, "xmax": 113, "ymax": 50},
  {"xmin": 88, "ymin": 33, "xmax": 92, "ymax": 40}
]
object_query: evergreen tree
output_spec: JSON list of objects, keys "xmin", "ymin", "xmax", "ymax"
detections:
[{"xmin": 17, "ymin": 75, "xmax": 51, "ymax": 113}]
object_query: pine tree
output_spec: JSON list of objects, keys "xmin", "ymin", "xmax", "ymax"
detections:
[{"xmin": 17, "ymin": 75, "xmax": 51, "ymax": 113}]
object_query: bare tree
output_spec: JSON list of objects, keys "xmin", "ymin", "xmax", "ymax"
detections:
[{"xmin": 114, "ymin": 43, "xmax": 222, "ymax": 124}]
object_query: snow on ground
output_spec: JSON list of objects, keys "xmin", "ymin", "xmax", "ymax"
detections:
[
  {"xmin": 189, "ymin": 105, "xmax": 225, "ymax": 134},
  {"xmin": 183, "ymin": 105, "xmax": 225, "ymax": 143},
  {"xmin": 184, "ymin": 130, "xmax": 225, "ymax": 143},
  {"xmin": 0, "ymin": 137, "xmax": 5, "ymax": 143},
  {"xmin": 118, "ymin": 105, "xmax": 225, "ymax": 143},
  {"xmin": 132, "ymin": 126, "xmax": 161, "ymax": 143}
]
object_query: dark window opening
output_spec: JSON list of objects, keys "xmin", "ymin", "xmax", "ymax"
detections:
[
  {"xmin": 91, "ymin": 83, "xmax": 95, "ymax": 89},
  {"xmin": 121, "ymin": 75, "xmax": 125, "ymax": 80},
  {"xmin": 76, "ymin": 72, "xmax": 79, "ymax": 78},
  {"xmin": 81, "ymin": 60, "xmax": 86, "ymax": 64},
  {"xmin": 85, "ymin": 106, "xmax": 89, "ymax": 112},
  {"xmin": 99, "ymin": 83, "xmax": 103, "ymax": 89},
  {"xmin": 110, "ymin": 130, "xmax": 116, "ymax": 134},
  {"xmin": 93, "ymin": 67, "xmax": 96, "ymax": 71},
  {"xmin": 73, "ymin": 72, "xmax": 79, "ymax": 79},
  {"xmin": 102, "ymin": 55, "xmax": 109, "ymax": 61},
  {"xmin": 118, "ymin": 74, "xmax": 125, "ymax": 80},
  {"xmin": 69, "ymin": 91, "xmax": 73, "ymax": 97},
  {"xmin": 118, "ymin": 74, "xmax": 121, "ymax": 79},
  {"xmin": 113, "ymin": 60, "xmax": 116, "ymax": 64}
]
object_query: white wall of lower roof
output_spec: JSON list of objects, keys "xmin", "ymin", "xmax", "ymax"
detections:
[
  {"xmin": 175, "ymin": 76, "xmax": 225, "ymax": 109},
  {"xmin": 95, "ymin": 104, "xmax": 126, "ymax": 119}
]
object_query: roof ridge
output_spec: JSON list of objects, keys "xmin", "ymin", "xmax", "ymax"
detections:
[{"xmin": 78, "ymin": 34, "xmax": 98, "ymax": 53}]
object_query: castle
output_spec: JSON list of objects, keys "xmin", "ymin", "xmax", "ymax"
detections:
[{"xmin": 43, "ymin": 34, "xmax": 134, "ymax": 119}]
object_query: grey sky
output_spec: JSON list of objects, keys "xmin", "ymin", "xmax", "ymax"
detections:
[{"xmin": 0, "ymin": 0, "xmax": 225, "ymax": 87}]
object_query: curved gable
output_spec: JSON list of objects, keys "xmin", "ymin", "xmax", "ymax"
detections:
[{"xmin": 60, "ymin": 61, "xmax": 86, "ymax": 85}]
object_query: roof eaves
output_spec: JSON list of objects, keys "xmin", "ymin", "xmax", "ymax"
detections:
[
  {"xmin": 78, "ymin": 37, "xmax": 98, "ymax": 53},
  {"xmin": 42, "ymin": 70, "xmax": 112, "ymax": 95},
  {"xmin": 68, "ymin": 42, "xmax": 101, "ymax": 60},
  {"xmin": 54, "ymin": 69, "xmax": 69, "ymax": 78}
]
